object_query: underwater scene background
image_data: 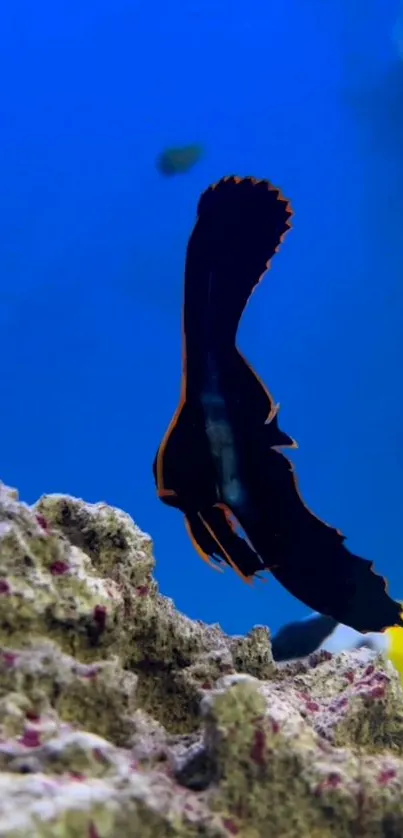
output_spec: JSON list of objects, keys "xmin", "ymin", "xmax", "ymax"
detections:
[{"xmin": 1, "ymin": 0, "xmax": 403, "ymax": 635}]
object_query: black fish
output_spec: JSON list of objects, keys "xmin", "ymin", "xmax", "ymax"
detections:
[{"xmin": 153, "ymin": 175, "xmax": 403, "ymax": 634}]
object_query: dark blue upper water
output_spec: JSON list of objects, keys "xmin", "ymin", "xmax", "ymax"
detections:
[{"xmin": 1, "ymin": 0, "xmax": 402, "ymax": 635}]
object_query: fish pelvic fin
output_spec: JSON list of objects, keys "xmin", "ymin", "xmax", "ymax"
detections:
[{"xmin": 184, "ymin": 505, "xmax": 265, "ymax": 584}]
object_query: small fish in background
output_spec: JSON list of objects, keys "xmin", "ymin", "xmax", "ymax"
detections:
[
  {"xmin": 271, "ymin": 610, "xmax": 403, "ymax": 685},
  {"xmin": 156, "ymin": 144, "xmax": 204, "ymax": 176},
  {"xmin": 152, "ymin": 174, "xmax": 403, "ymax": 635}
]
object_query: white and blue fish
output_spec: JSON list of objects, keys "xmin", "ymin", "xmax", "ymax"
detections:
[{"xmin": 271, "ymin": 609, "xmax": 403, "ymax": 684}]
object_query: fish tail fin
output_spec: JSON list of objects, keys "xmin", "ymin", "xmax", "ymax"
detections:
[{"xmin": 184, "ymin": 175, "xmax": 293, "ymax": 351}]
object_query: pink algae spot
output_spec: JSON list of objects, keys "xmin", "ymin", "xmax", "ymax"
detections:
[
  {"xmin": 49, "ymin": 560, "xmax": 70, "ymax": 576},
  {"xmin": 365, "ymin": 664, "xmax": 375, "ymax": 677},
  {"xmin": 271, "ymin": 719, "xmax": 280, "ymax": 734},
  {"xmin": 326, "ymin": 772, "xmax": 342, "ymax": 788},
  {"xmin": 19, "ymin": 728, "xmax": 41, "ymax": 748},
  {"xmin": 2, "ymin": 651, "xmax": 17, "ymax": 667},
  {"xmin": 369, "ymin": 686, "xmax": 386, "ymax": 700},
  {"xmin": 378, "ymin": 767, "xmax": 397, "ymax": 786},
  {"xmin": 306, "ymin": 700, "xmax": 320, "ymax": 713},
  {"xmin": 136, "ymin": 585, "xmax": 149, "ymax": 597},
  {"xmin": 93, "ymin": 605, "xmax": 107, "ymax": 632},
  {"xmin": 370, "ymin": 672, "xmax": 388, "ymax": 686},
  {"xmin": 25, "ymin": 710, "xmax": 40, "ymax": 722},
  {"xmin": 222, "ymin": 818, "xmax": 239, "ymax": 835},
  {"xmin": 69, "ymin": 772, "xmax": 86, "ymax": 781},
  {"xmin": 82, "ymin": 665, "xmax": 101, "ymax": 680},
  {"xmin": 357, "ymin": 671, "xmax": 388, "ymax": 692},
  {"xmin": 35, "ymin": 514, "xmax": 49, "ymax": 532},
  {"xmin": 201, "ymin": 681, "xmax": 213, "ymax": 690},
  {"xmin": 315, "ymin": 772, "xmax": 342, "ymax": 796},
  {"xmin": 328, "ymin": 697, "xmax": 348, "ymax": 713},
  {"xmin": 250, "ymin": 727, "xmax": 267, "ymax": 766},
  {"xmin": 88, "ymin": 824, "xmax": 100, "ymax": 838},
  {"xmin": 0, "ymin": 579, "xmax": 10, "ymax": 594},
  {"xmin": 345, "ymin": 670, "xmax": 355, "ymax": 684}
]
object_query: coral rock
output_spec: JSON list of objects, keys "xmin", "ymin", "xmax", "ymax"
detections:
[{"xmin": 1, "ymin": 481, "xmax": 403, "ymax": 836}]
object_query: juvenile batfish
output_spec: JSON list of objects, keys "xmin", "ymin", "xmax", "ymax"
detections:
[{"xmin": 153, "ymin": 174, "xmax": 403, "ymax": 635}]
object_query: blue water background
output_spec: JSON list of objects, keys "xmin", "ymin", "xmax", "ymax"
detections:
[{"xmin": 1, "ymin": 0, "xmax": 402, "ymax": 635}]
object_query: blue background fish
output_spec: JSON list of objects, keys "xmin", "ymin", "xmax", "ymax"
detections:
[{"xmin": 0, "ymin": 0, "xmax": 402, "ymax": 637}]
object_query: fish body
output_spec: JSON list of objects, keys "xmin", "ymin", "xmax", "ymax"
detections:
[
  {"xmin": 153, "ymin": 175, "xmax": 403, "ymax": 634},
  {"xmin": 156, "ymin": 144, "xmax": 204, "ymax": 176}
]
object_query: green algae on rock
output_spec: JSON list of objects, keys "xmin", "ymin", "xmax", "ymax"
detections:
[{"xmin": 1, "ymin": 481, "xmax": 403, "ymax": 837}]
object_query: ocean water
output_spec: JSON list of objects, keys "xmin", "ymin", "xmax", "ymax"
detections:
[{"xmin": 1, "ymin": 0, "xmax": 402, "ymax": 636}]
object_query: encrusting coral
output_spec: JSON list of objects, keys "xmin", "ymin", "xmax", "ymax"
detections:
[{"xmin": 0, "ymin": 481, "xmax": 403, "ymax": 837}]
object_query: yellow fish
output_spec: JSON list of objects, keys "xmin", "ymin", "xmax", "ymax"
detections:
[{"xmin": 385, "ymin": 621, "xmax": 403, "ymax": 681}]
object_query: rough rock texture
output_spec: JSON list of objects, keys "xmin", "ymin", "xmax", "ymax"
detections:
[{"xmin": 1, "ymin": 482, "xmax": 403, "ymax": 837}]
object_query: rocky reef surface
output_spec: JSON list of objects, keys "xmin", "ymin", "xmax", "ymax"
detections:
[{"xmin": 1, "ymin": 482, "xmax": 403, "ymax": 837}]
